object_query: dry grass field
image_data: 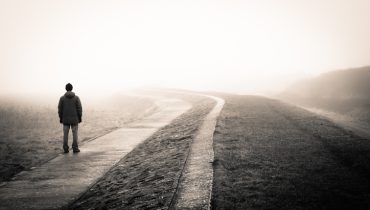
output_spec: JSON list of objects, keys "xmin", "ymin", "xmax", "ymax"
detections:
[
  {"xmin": 212, "ymin": 94, "xmax": 370, "ymax": 210},
  {"xmin": 0, "ymin": 94, "xmax": 156, "ymax": 182}
]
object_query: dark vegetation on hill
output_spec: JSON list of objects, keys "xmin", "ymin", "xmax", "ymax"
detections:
[{"xmin": 280, "ymin": 66, "xmax": 370, "ymax": 121}]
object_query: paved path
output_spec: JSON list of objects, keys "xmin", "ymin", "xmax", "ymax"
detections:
[
  {"xmin": 0, "ymin": 98, "xmax": 191, "ymax": 210},
  {"xmin": 174, "ymin": 95, "xmax": 225, "ymax": 209}
]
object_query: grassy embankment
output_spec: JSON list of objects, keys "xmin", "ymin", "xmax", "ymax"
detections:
[
  {"xmin": 212, "ymin": 94, "xmax": 370, "ymax": 210},
  {"xmin": 67, "ymin": 93, "xmax": 215, "ymax": 210}
]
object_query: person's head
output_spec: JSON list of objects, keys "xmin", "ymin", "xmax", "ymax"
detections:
[{"xmin": 65, "ymin": 83, "xmax": 73, "ymax": 91}]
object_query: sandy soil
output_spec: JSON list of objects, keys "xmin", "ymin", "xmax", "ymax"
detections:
[
  {"xmin": 211, "ymin": 94, "xmax": 370, "ymax": 210},
  {"xmin": 65, "ymin": 94, "xmax": 215, "ymax": 210},
  {"xmin": 0, "ymin": 95, "xmax": 156, "ymax": 182}
]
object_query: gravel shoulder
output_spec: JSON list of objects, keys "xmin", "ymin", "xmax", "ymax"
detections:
[
  {"xmin": 66, "ymin": 94, "xmax": 216, "ymax": 210},
  {"xmin": 211, "ymin": 94, "xmax": 370, "ymax": 210}
]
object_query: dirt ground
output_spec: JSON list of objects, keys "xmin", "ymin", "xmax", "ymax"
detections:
[
  {"xmin": 0, "ymin": 95, "xmax": 156, "ymax": 182},
  {"xmin": 65, "ymin": 94, "xmax": 215, "ymax": 210},
  {"xmin": 211, "ymin": 94, "xmax": 370, "ymax": 210}
]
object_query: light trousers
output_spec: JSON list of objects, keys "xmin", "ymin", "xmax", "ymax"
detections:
[{"xmin": 63, "ymin": 124, "xmax": 78, "ymax": 150}]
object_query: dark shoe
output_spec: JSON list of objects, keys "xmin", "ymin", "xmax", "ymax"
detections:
[
  {"xmin": 64, "ymin": 149, "xmax": 69, "ymax": 153},
  {"xmin": 73, "ymin": 148, "xmax": 80, "ymax": 153}
]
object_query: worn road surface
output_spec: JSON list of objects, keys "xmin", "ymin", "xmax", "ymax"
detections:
[{"xmin": 0, "ymin": 98, "xmax": 191, "ymax": 210}]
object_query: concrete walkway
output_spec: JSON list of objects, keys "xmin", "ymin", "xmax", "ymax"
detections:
[
  {"xmin": 0, "ymin": 98, "xmax": 191, "ymax": 210},
  {"xmin": 174, "ymin": 95, "xmax": 225, "ymax": 209}
]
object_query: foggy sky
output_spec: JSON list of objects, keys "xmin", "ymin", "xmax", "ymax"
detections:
[{"xmin": 1, "ymin": 0, "xmax": 369, "ymax": 96}]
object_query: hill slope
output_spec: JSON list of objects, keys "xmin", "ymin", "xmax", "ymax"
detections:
[
  {"xmin": 212, "ymin": 94, "xmax": 370, "ymax": 210},
  {"xmin": 280, "ymin": 66, "xmax": 370, "ymax": 121}
]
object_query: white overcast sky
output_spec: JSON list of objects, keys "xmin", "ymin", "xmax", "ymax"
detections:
[{"xmin": 1, "ymin": 0, "xmax": 369, "ymax": 95}]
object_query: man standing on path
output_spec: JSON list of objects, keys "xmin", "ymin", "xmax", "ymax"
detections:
[{"xmin": 58, "ymin": 83, "xmax": 83, "ymax": 153}]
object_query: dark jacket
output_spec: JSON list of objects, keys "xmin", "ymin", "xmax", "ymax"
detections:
[{"xmin": 58, "ymin": 91, "xmax": 82, "ymax": 125}]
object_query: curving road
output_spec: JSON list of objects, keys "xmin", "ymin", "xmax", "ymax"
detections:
[{"xmin": 0, "ymin": 97, "xmax": 191, "ymax": 210}]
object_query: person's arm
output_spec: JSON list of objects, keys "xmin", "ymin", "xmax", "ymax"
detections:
[
  {"xmin": 76, "ymin": 96, "xmax": 82, "ymax": 123},
  {"xmin": 58, "ymin": 97, "xmax": 63, "ymax": 123}
]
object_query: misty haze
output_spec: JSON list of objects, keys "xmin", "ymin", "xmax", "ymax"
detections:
[{"xmin": 1, "ymin": 0, "xmax": 370, "ymax": 210}]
